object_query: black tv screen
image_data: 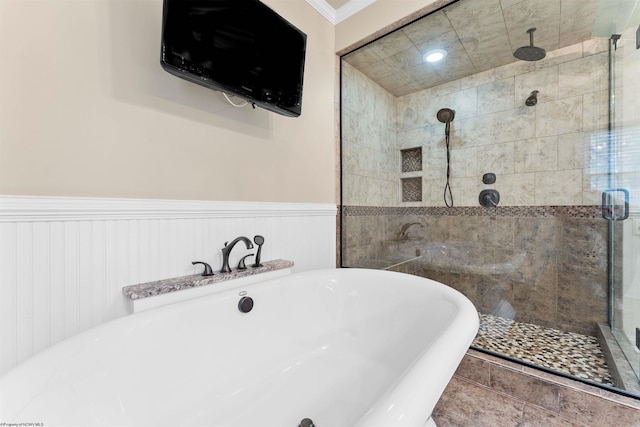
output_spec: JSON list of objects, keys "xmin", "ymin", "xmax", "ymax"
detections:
[{"xmin": 161, "ymin": 0, "xmax": 307, "ymax": 117}]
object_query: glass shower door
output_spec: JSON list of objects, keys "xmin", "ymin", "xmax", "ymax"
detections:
[{"xmin": 607, "ymin": 30, "xmax": 640, "ymax": 383}]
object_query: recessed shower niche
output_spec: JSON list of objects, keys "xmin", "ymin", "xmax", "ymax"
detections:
[
  {"xmin": 401, "ymin": 147, "xmax": 422, "ymax": 173},
  {"xmin": 400, "ymin": 148, "xmax": 422, "ymax": 202},
  {"xmin": 401, "ymin": 177, "xmax": 422, "ymax": 202}
]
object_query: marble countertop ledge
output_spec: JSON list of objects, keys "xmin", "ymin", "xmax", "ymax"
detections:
[{"xmin": 122, "ymin": 259, "xmax": 294, "ymax": 300}]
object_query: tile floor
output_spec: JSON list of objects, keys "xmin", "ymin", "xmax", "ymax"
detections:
[
  {"xmin": 433, "ymin": 349, "xmax": 640, "ymax": 427},
  {"xmin": 473, "ymin": 313, "xmax": 614, "ymax": 385}
]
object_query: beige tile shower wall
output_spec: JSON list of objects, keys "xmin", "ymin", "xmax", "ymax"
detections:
[
  {"xmin": 396, "ymin": 39, "xmax": 610, "ymax": 207},
  {"xmin": 342, "ymin": 62, "xmax": 398, "ymax": 206},
  {"xmin": 618, "ymin": 26, "xmax": 640, "ymax": 131},
  {"xmin": 617, "ymin": 25, "xmax": 640, "ymax": 209}
]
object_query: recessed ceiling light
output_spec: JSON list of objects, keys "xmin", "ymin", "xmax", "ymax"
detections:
[{"xmin": 424, "ymin": 49, "xmax": 447, "ymax": 63}]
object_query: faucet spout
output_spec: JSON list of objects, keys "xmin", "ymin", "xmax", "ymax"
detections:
[
  {"xmin": 220, "ymin": 236, "xmax": 254, "ymax": 273},
  {"xmin": 397, "ymin": 222, "xmax": 423, "ymax": 240}
]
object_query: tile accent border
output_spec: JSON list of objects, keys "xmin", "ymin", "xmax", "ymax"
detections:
[{"xmin": 342, "ymin": 205, "xmax": 602, "ymax": 219}]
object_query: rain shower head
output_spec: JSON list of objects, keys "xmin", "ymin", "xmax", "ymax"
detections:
[
  {"xmin": 437, "ymin": 108, "xmax": 456, "ymax": 123},
  {"xmin": 513, "ymin": 28, "xmax": 546, "ymax": 61}
]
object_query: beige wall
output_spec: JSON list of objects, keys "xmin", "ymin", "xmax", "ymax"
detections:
[
  {"xmin": 341, "ymin": 62, "xmax": 398, "ymax": 206},
  {"xmin": 0, "ymin": 0, "xmax": 336, "ymax": 203}
]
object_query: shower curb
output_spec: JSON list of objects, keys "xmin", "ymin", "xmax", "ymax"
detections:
[{"xmin": 597, "ymin": 323, "xmax": 640, "ymax": 394}]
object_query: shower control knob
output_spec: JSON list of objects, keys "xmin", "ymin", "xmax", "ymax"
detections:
[
  {"xmin": 482, "ymin": 173, "xmax": 496, "ymax": 184},
  {"xmin": 479, "ymin": 189, "xmax": 500, "ymax": 208},
  {"xmin": 299, "ymin": 418, "xmax": 315, "ymax": 427}
]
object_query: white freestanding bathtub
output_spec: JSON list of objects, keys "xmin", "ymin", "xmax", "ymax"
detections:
[{"xmin": 0, "ymin": 268, "xmax": 478, "ymax": 427}]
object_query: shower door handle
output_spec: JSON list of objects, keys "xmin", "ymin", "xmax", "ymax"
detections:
[{"xmin": 602, "ymin": 188, "xmax": 629, "ymax": 221}]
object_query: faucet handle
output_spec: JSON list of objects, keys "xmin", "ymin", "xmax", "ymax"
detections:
[
  {"xmin": 191, "ymin": 261, "xmax": 214, "ymax": 276},
  {"xmin": 238, "ymin": 254, "xmax": 254, "ymax": 270}
]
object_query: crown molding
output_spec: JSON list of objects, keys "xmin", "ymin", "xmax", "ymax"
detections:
[
  {"xmin": 305, "ymin": 0, "xmax": 337, "ymax": 24},
  {"xmin": 305, "ymin": 0, "xmax": 377, "ymax": 25},
  {"xmin": 335, "ymin": 0, "xmax": 378, "ymax": 23}
]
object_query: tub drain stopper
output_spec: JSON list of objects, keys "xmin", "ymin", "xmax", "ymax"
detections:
[
  {"xmin": 238, "ymin": 296, "xmax": 254, "ymax": 313},
  {"xmin": 299, "ymin": 418, "xmax": 315, "ymax": 427}
]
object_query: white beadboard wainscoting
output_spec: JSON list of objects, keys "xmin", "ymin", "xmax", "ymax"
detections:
[{"xmin": 0, "ymin": 196, "xmax": 337, "ymax": 374}]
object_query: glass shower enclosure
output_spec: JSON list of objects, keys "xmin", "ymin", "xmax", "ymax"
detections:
[
  {"xmin": 607, "ymin": 28, "xmax": 640, "ymax": 388},
  {"xmin": 339, "ymin": 0, "xmax": 640, "ymax": 397}
]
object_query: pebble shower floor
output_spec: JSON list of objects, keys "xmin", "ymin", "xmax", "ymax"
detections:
[{"xmin": 473, "ymin": 314, "xmax": 613, "ymax": 385}]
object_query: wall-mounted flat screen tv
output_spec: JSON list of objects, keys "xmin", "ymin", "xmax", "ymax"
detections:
[{"xmin": 161, "ymin": 0, "xmax": 307, "ymax": 117}]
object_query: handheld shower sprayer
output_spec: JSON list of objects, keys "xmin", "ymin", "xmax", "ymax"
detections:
[
  {"xmin": 437, "ymin": 108, "xmax": 456, "ymax": 136},
  {"xmin": 436, "ymin": 108, "xmax": 456, "ymax": 207}
]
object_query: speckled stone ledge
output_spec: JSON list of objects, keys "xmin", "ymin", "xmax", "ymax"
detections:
[{"xmin": 122, "ymin": 259, "xmax": 293, "ymax": 300}]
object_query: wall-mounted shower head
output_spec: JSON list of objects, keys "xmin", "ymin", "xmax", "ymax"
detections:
[
  {"xmin": 513, "ymin": 28, "xmax": 546, "ymax": 61},
  {"xmin": 437, "ymin": 108, "xmax": 456, "ymax": 136},
  {"xmin": 525, "ymin": 90, "xmax": 539, "ymax": 106},
  {"xmin": 437, "ymin": 108, "xmax": 456, "ymax": 124}
]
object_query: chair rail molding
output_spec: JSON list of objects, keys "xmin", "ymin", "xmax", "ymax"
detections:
[{"xmin": 0, "ymin": 196, "xmax": 337, "ymax": 222}]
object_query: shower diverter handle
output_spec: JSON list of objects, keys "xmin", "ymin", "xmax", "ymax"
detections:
[{"xmin": 479, "ymin": 189, "xmax": 500, "ymax": 208}]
